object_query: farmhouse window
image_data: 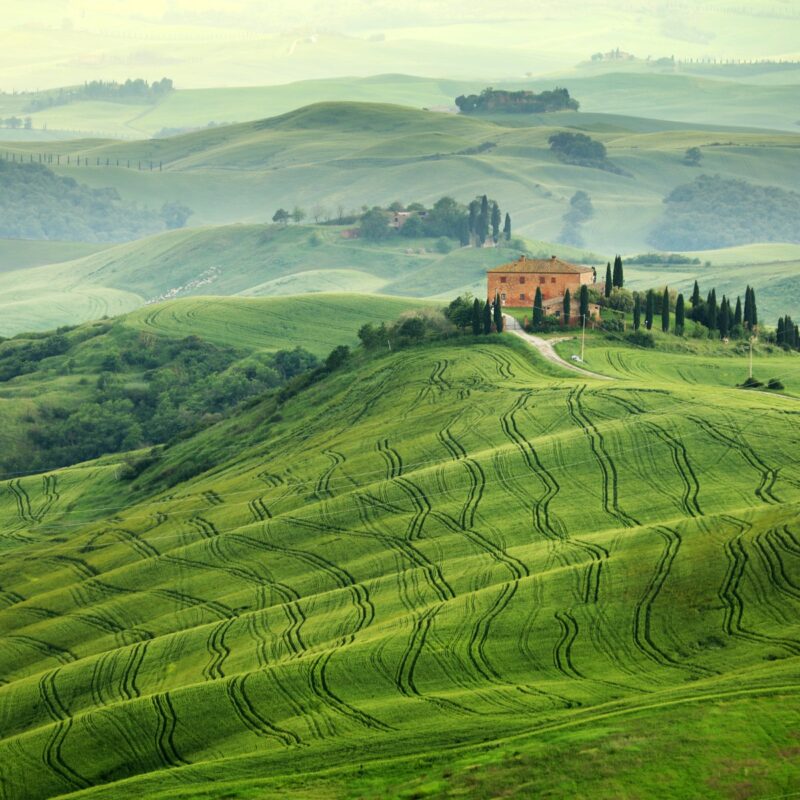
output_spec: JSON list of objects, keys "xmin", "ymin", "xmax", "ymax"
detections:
[
  {"xmin": 539, "ymin": 277, "xmax": 546, "ymax": 284},
  {"xmin": 519, "ymin": 293, "xmax": 525, "ymax": 300},
  {"xmin": 551, "ymin": 277, "xmax": 556, "ymax": 283},
  {"xmin": 500, "ymin": 276, "xmax": 507, "ymax": 283},
  {"xmin": 519, "ymin": 276, "xmax": 525, "ymax": 284}
]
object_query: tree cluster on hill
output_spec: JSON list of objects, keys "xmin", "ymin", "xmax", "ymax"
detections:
[
  {"xmin": 0, "ymin": 322, "xmax": 318, "ymax": 475},
  {"xmin": 776, "ymin": 315, "xmax": 800, "ymax": 350},
  {"xmin": 649, "ymin": 175, "xmax": 800, "ymax": 250},
  {"xmin": 358, "ymin": 195, "xmax": 512, "ymax": 246},
  {"xmin": 0, "ymin": 116, "xmax": 32, "ymax": 130},
  {"xmin": 455, "ymin": 87, "xmax": 579, "ymax": 114},
  {"xmin": 631, "ymin": 281, "xmax": 759, "ymax": 340},
  {"xmin": 0, "ymin": 160, "xmax": 190, "ymax": 241},
  {"xmin": 548, "ymin": 132, "xmax": 622, "ymax": 173},
  {"xmin": 626, "ymin": 253, "xmax": 702, "ymax": 266},
  {"xmin": 25, "ymin": 78, "xmax": 174, "ymax": 111}
]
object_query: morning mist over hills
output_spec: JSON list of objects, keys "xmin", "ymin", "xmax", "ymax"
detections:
[{"xmin": 0, "ymin": 2, "xmax": 799, "ymax": 799}]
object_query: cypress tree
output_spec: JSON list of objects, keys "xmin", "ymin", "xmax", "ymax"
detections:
[
  {"xmin": 675, "ymin": 293, "xmax": 685, "ymax": 334},
  {"xmin": 491, "ymin": 202, "xmax": 501, "ymax": 243},
  {"xmin": 707, "ymin": 289, "xmax": 717, "ymax": 332},
  {"xmin": 478, "ymin": 195, "xmax": 489, "ymax": 245},
  {"xmin": 795, "ymin": 324, "xmax": 799, "ymax": 350},
  {"xmin": 493, "ymin": 293, "xmax": 504, "ymax": 332},
  {"xmin": 471, "ymin": 298, "xmax": 482, "ymax": 335},
  {"xmin": 503, "ymin": 212, "xmax": 511, "ymax": 241},
  {"xmin": 691, "ymin": 280, "xmax": 701, "ymax": 307},
  {"xmin": 532, "ymin": 286, "xmax": 543, "ymax": 327},
  {"xmin": 661, "ymin": 287, "xmax": 670, "ymax": 332},
  {"xmin": 604, "ymin": 263, "xmax": 612, "ymax": 298},
  {"xmin": 743, "ymin": 285, "xmax": 752, "ymax": 329},
  {"xmin": 579, "ymin": 284, "xmax": 589, "ymax": 321},
  {"xmin": 734, "ymin": 296, "xmax": 742, "ymax": 329},
  {"xmin": 563, "ymin": 289, "xmax": 571, "ymax": 325},
  {"xmin": 612, "ymin": 254, "xmax": 623, "ymax": 288},
  {"xmin": 751, "ymin": 287, "xmax": 758, "ymax": 329},
  {"xmin": 645, "ymin": 289, "xmax": 655, "ymax": 330},
  {"xmin": 633, "ymin": 294, "xmax": 641, "ymax": 331},
  {"xmin": 482, "ymin": 299, "xmax": 492, "ymax": 334},
  {"xmin": 777, "ymin": 316, "xmax": 786, "ymax": 346},
  {"xmin": 719, "ymin": 296, "xmax": 730, "ymax": 338},
  {"xmin": 468, "ymin": 199, "xmax": 480, "ymax": 242}
]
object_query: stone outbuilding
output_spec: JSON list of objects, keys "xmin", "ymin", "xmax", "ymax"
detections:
[{"xmin": 487, "ymin": 255, "xmax": 596, "ymax": 307}]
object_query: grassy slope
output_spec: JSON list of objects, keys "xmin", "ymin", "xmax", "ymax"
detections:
[
  {"xmin": 123, "ymin": 294, "xmax": 434, "ymax": 356},
  {"xmin": 0, "ymin": 328, "xmax": 798, "ymax": 798},
  {"xmin": 4, "ymin": 101, "xmax": 800, "ymax": 257},
  {"xmin": 0, "ymin": 239, "xmax": 109, "ymax": 273}
]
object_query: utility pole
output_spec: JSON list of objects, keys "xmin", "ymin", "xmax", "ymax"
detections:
[{"xmin": 749, "ymin": 336, "xmax": 754, "ymax": 379}]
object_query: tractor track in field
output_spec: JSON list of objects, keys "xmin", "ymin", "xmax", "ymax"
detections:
[
  {"xmin": 203, "ymin": 617, "xmax": 236, "ymax": 681},
  {"xmin": 688, "ymin": 415, "xmax": 781, "ymax": 505},
  {"xmin": 394, "ymin": 603, "xmax": 474, "ymax": 716},
  {"xmin": 752, "ymin": 528, "xmax": 800, "ymax": 603},
  {"xmin": 719, "ymin": 516, "xmax": 800, "ymax": 655},
  {"xmin": 377, "ymin": 439, "xmax": 403, "ymax": 480},
  {"xmin": 225, "ymin": 673, "xmax": 301, "ymax": 746},
  {"xmin": 500, "ymin": 392, "xmax": 607, "ymax": 604},
  {"xmin": 152, "ymin": 692, "xmax": 189, "ymax": 768},
  {"xmin": 120, "ymin": 640, "xmax": 149, "ymax": 701},
  {"xmin": 566, "ymin": 386, "xmax": 640, "ymax": 529},
  {"xmin": 152, "ymin": 588, "xmax": 233, "ymax": 621},
  {"xmin": 5, "ymin": 634, "xmax": 76, "ymax": 666},
  {"xmin": 602, "ymin": 391, "xmax": 702, "ymax": 518},
  {"xmin": 355, "ymin": 494, "xmax": 454, "ymax": 604},
  {"xmin": 315, "ymin": 450, "xmax": 345, "ymax": 500},
  {"xmin": 38, "ymin": 669, "xmax": 91, "ymax": 790},
  {"xmin": 308, "ymin": 650, "xmax": 393, "ymax": 732},
  {"xmin": 631, "ymin": 526, "xmax": 714, "ymax": 677},
  {"xmin": 248, "ymin": 496, "xmax": 272, "ymax": 522},
  {"xmin": 553, "ymin": 611, "xmax": 583, "ymax": 679}
]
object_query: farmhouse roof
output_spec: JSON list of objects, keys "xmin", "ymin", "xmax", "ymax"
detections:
[{"xmin": 487, "ymin": 255, "xmax": 593, "ymax": 275}]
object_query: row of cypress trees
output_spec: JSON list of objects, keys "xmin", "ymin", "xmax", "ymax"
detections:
[
  {"xmin": 471, "ymin": 295, "xmax": 505, "ymax": 335},
  {"xmin": 632, "ymin": 282, "xmax": 759, "ymax": 336},
  {"xmin": 776, "ymin": 315, "xmax": 800, "ymax": 349},
  {"xmin": 603, "ymin": 255, "xmax": 625, "ymax": 298}
]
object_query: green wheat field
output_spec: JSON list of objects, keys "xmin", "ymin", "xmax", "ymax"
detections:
[{"xmin": 1, "ymin": 328, "xmax": 798, "ymax": 799}]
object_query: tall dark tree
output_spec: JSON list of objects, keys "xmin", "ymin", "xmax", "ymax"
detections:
[
  {"xmin": 743, "ymin": 285, "xmax": 752, "ymax": 330},
  {"xmin": 503, "ymin": 212, "xmax": 512, "ymax": 241},
  {"xmin": 471, "ymin": 298, "xmax": 482, "ymax": 335},
  {"xmin": 734, "ymin": 296, "xmax": 743, "ymax": 329},
  {"xmin": 478, "ymin": 195, "xmax": 489, "ymax": 245},
  {"xmin": 493, "ymin": 293, "xmax": 504, "ymax": 332},
  {"xmin": 691, "ymin": 280, "xmax": 701, "ymax": 307},
  {"xmin": 719, "ymin": 296, "xmax": 730, "ymax": 338},
  {"xmin": 482, "ymin": 299, "xmax": 492, "ymax": 334},
  {"xmin": 532, "ymin": 287, "xmax": 543, "ymax": 327},
  {"xmin": 490, "ymin": 202, "xmax": 501, "ymax": 243},
  {"xmin": 750, "ymin": 287, "xmax": 758, "ymax": 330},
  {"xmin": 633, "ymin": 293, "xmax": 641, "ymax": 331},
  {"xmin": 661, "ymin": 287, "xmax": 670, "ymax": 332},
  {"xmin": 468, "ymin": 199, "xmax": 480, "ymax": 242},
  {"xmin": 777, "ymin": 316, "xmax": 786, "ymax": 346},
  {"xmin": 604, "ymin": 263, "xmax": 612, "ymax": 298},
  {"xmin": 675, "ymin": 293, "xmax": 685, "ymax": 334},
  {"xmin": 612, "ymin": 254, "xmax": 624, "ymax": 288},
  {"xmin": 563, "ymin": 289, "xmax": 571, "ymax": 325},
  {"xmin": 645, "ymin": 289, "xmax": 655, "ymax": 330},
  {"xmin": 706, "ymin": 289, "xmax": 717, "ymax": 332},
  {"xmin": 579, "ymin": 284, "xmax": 589, "ymax": 321}
]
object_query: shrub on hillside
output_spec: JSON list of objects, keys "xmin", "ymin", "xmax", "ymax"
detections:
[{"xmin": 625, "ymin": 330, "xmax": 655, "ymax": 348}]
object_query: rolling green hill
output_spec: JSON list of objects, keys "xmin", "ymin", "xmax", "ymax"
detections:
[
  {"xmin": 3, "ymin": 100, "xmax": 800, "ymax": 256},
  {"xmin": 0, "ymin": 320, "xmax": 798, "ymax": 798}
]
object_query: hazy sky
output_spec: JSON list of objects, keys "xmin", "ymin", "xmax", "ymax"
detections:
[{"xmin": 3, "ymin": 0, "xmax": 799, "ymax": 89}]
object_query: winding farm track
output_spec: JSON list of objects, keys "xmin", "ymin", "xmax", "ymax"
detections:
[{"xmin": 503, "ymin": 315, "xmax": 611, "ymax": 380}]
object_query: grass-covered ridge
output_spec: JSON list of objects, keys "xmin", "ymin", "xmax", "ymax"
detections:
[{"xmin": 0, "ymin": 323, "xmax": 798, "ymax": 797}]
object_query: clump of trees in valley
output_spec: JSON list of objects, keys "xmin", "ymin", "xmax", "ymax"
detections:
[
  {"xmin": 455, "ymin": 87, "xmax": 579, "ymax": 114},
  {"xmin": 0, "ymin": 161, "xmax": 191, "ymax": 241},
  {"xmin": 548, "ymin": 132, "xmax": 622, "ymax": 173},
  {"xmin": 650, "ymin": 174, "xmax": 800, "ymax": 249}
]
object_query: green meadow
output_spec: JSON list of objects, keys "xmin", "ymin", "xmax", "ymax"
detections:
[{"xmin": 0, "ymin": 311, "xmax": 798, "ymax": 798}]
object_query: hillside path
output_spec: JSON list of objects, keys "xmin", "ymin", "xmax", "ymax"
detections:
[{"xmin": 503, "ymin": 314, "xmax": 611, "ymax": 380}]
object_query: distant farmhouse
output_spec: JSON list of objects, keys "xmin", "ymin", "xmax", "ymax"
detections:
[{"xmin": 487, "ymin": 255, "xmax": 600, "ymax": 323}]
